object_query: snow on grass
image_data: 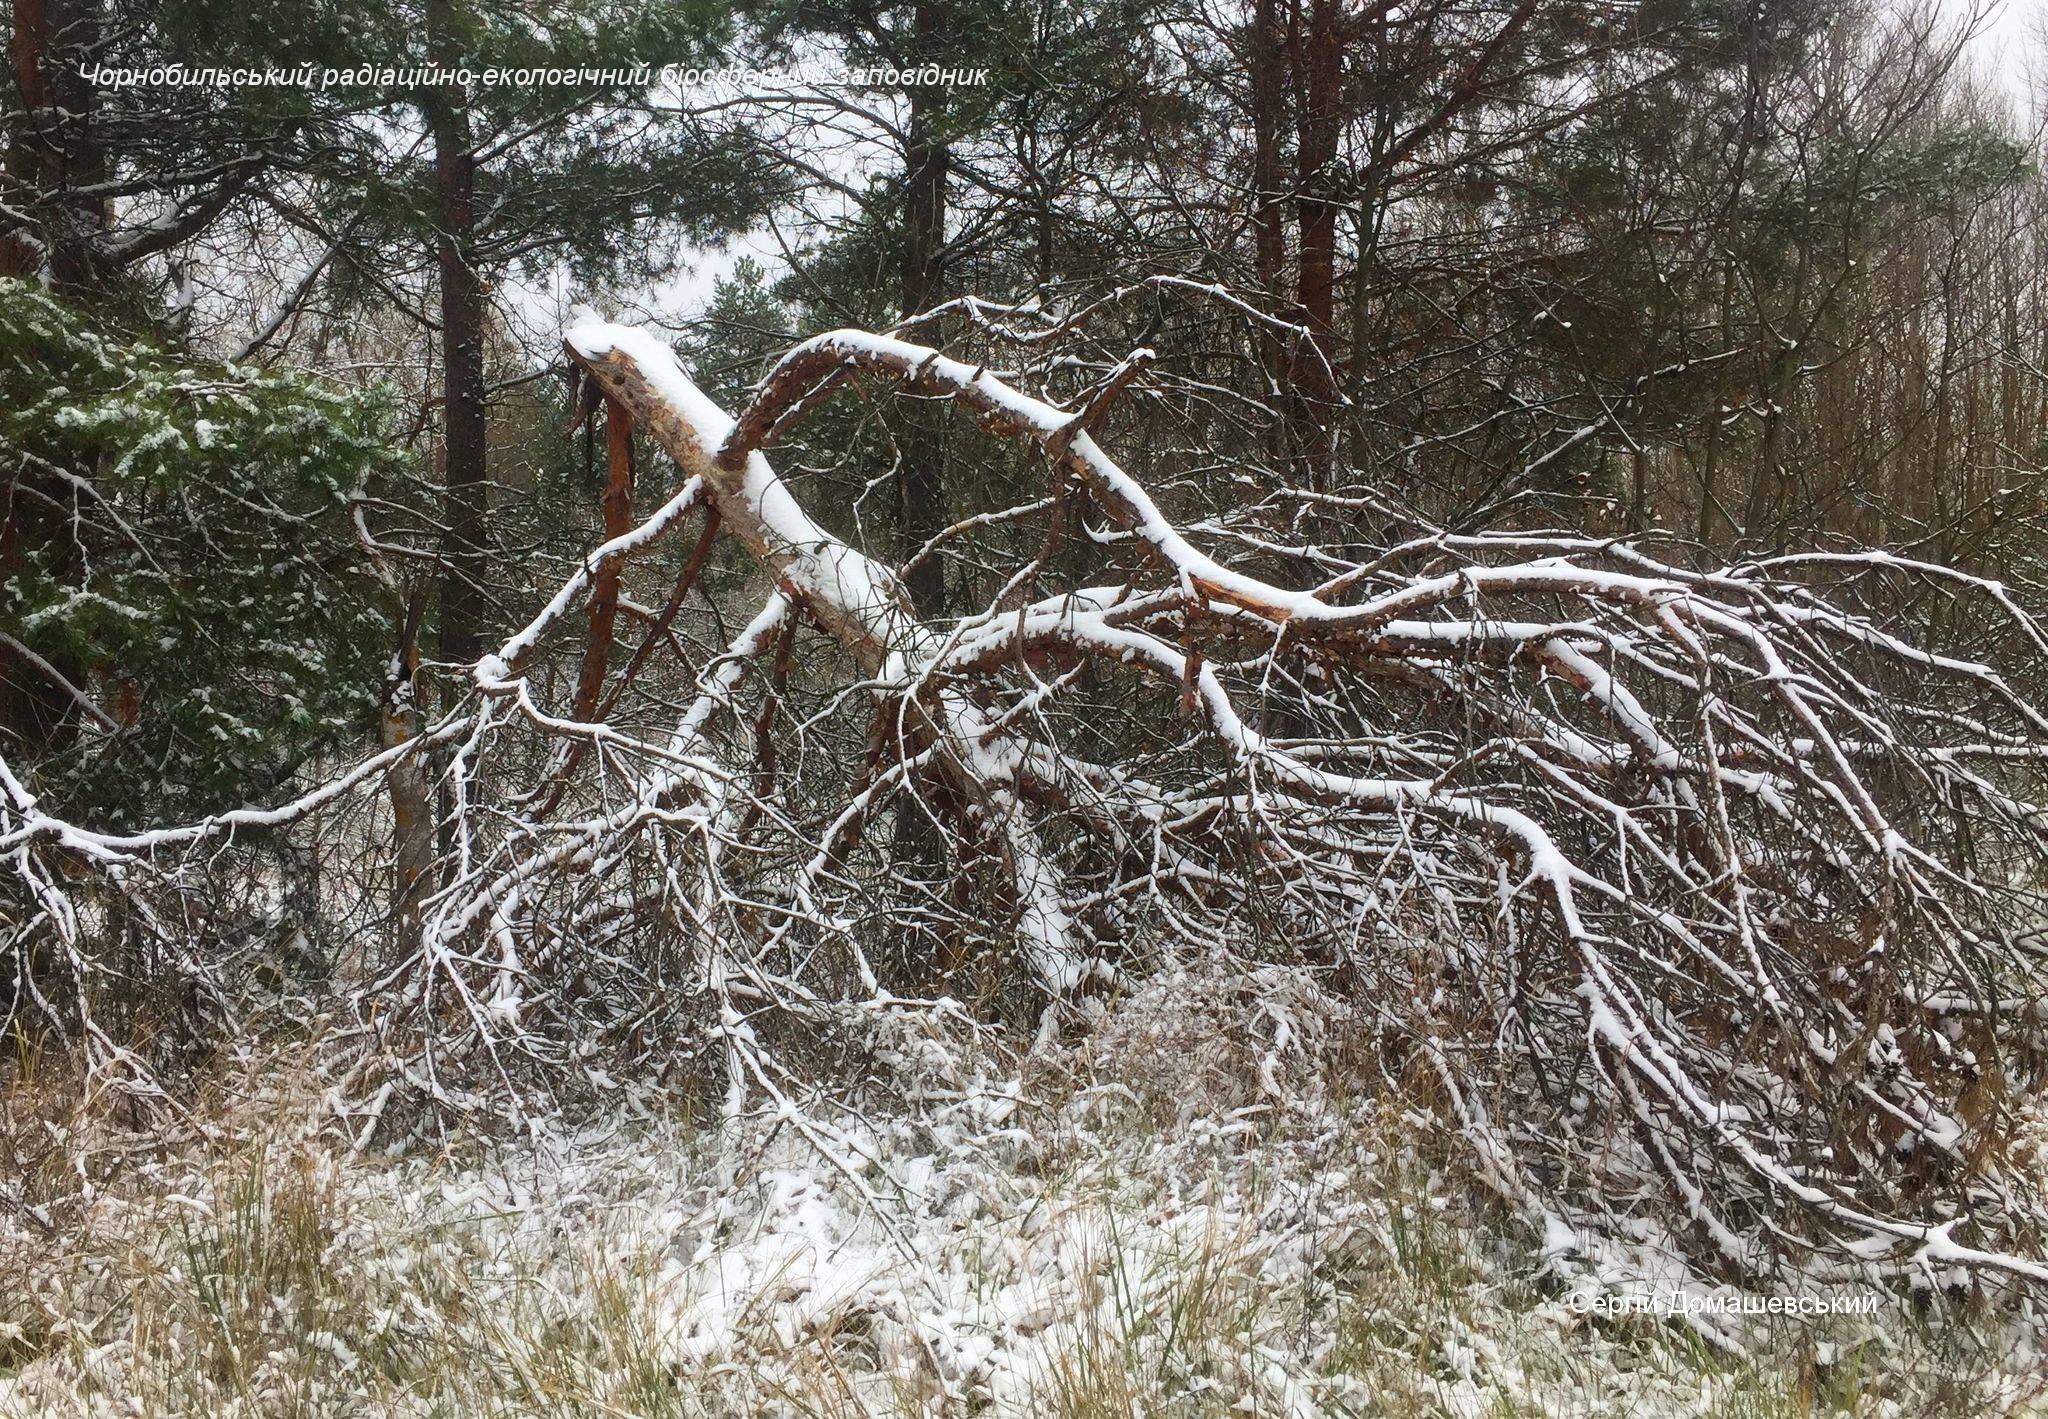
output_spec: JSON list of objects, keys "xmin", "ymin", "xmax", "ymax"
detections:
[{"xmin": 1, "ymin": 967, "xmax": 2042, "ymax": 1416}]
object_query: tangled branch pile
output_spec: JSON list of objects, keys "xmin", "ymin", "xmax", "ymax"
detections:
[{"xmin": 9, "ymin": 307, "xmax": 2048, "ymax": 1295}]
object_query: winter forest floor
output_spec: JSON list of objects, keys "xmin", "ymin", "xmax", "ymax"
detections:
[{"xmin": 3, "ymin": 966, "xmax": 2045, "ymax": 1418}]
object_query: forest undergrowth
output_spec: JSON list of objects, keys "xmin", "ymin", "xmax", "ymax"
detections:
[{"xmin": 4, "ymin": 963, "xmax": 2045, "ymax": 1418}]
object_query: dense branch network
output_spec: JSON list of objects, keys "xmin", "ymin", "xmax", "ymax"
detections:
[{"xmin": 7, "ymin": 312, "xmax": 2048, "ymax": 1290}]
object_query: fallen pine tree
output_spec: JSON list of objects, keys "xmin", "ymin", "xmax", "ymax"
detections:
[{"xmin": 8, "ymin": 308, "xmax": 2048, "ymax": 1295}]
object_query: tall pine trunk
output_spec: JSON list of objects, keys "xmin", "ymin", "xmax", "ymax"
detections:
[
  {"xmin": 1, "ymin": 0, "xmax": 102, "ymax": 754},
  {"xmin": 381, "ymin": 598, "xmax": 432, "ymax": 947},
  {"xmin": 1289, "ymin": 0, "xmax": 1342, "ymax": 492},
  {"xmin": 426, "ymin": 0, "xmax": 488, "ymax": 670},
  {"xmin": 1249, "ymin": 0, "xmax": 1290, "ymax": 479},
  {"xmin": 892, "ymin": 0, "xmax": 955, "ymax": 923},
  {"xmin": 896, "ymin": 0, "xmax": 949, "ymax": 619},
  {"xmin": 4, "ymin": 0, "xmax": 105, "ymax": 288}
]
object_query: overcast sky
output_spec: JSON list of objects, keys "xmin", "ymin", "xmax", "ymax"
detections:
[{"xmin": 1953, "ymin": 0, "xmax": 2040, "ymax": 102}]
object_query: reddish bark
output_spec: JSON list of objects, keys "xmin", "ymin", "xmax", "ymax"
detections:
[{"xmin": 570, "ymin": 399, "xmax": 637, "ymax": 723}]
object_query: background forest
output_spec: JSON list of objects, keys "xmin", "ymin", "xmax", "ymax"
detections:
[{"xmin": 10, "ymin": 0, "xmax": 2048, "ymax": 1413}]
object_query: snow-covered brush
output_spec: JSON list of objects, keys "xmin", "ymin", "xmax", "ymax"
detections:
[
  {"xmin": 546, "ymin": 314, "xmax": 2048, "ymax": 1287},
  {"xmin": 8, "ymin": 309, "xmax": 2048, "ymax": 1295}
]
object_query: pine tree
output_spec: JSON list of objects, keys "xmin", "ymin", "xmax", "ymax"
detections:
[
  {"xmin": 0, "ymin": 277, "xmax": 400, "ymax": 823},
  {"xmin": 264, "ymin": 0, "xmax": 773, "ymax": 666},
  {"xmin": 750, "ymin": 0, "xmax": 1163, "ymax": 615}
]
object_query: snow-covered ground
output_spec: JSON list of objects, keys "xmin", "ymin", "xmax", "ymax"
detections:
[{"xmin": 3, "ymin": 966, "xmax": 2042, "ymax": 1417}]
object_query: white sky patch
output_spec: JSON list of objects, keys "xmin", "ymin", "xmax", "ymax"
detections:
[{"xmin": 1945, "ymin": 0, "xmax": 2045, "ymax": 110}]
